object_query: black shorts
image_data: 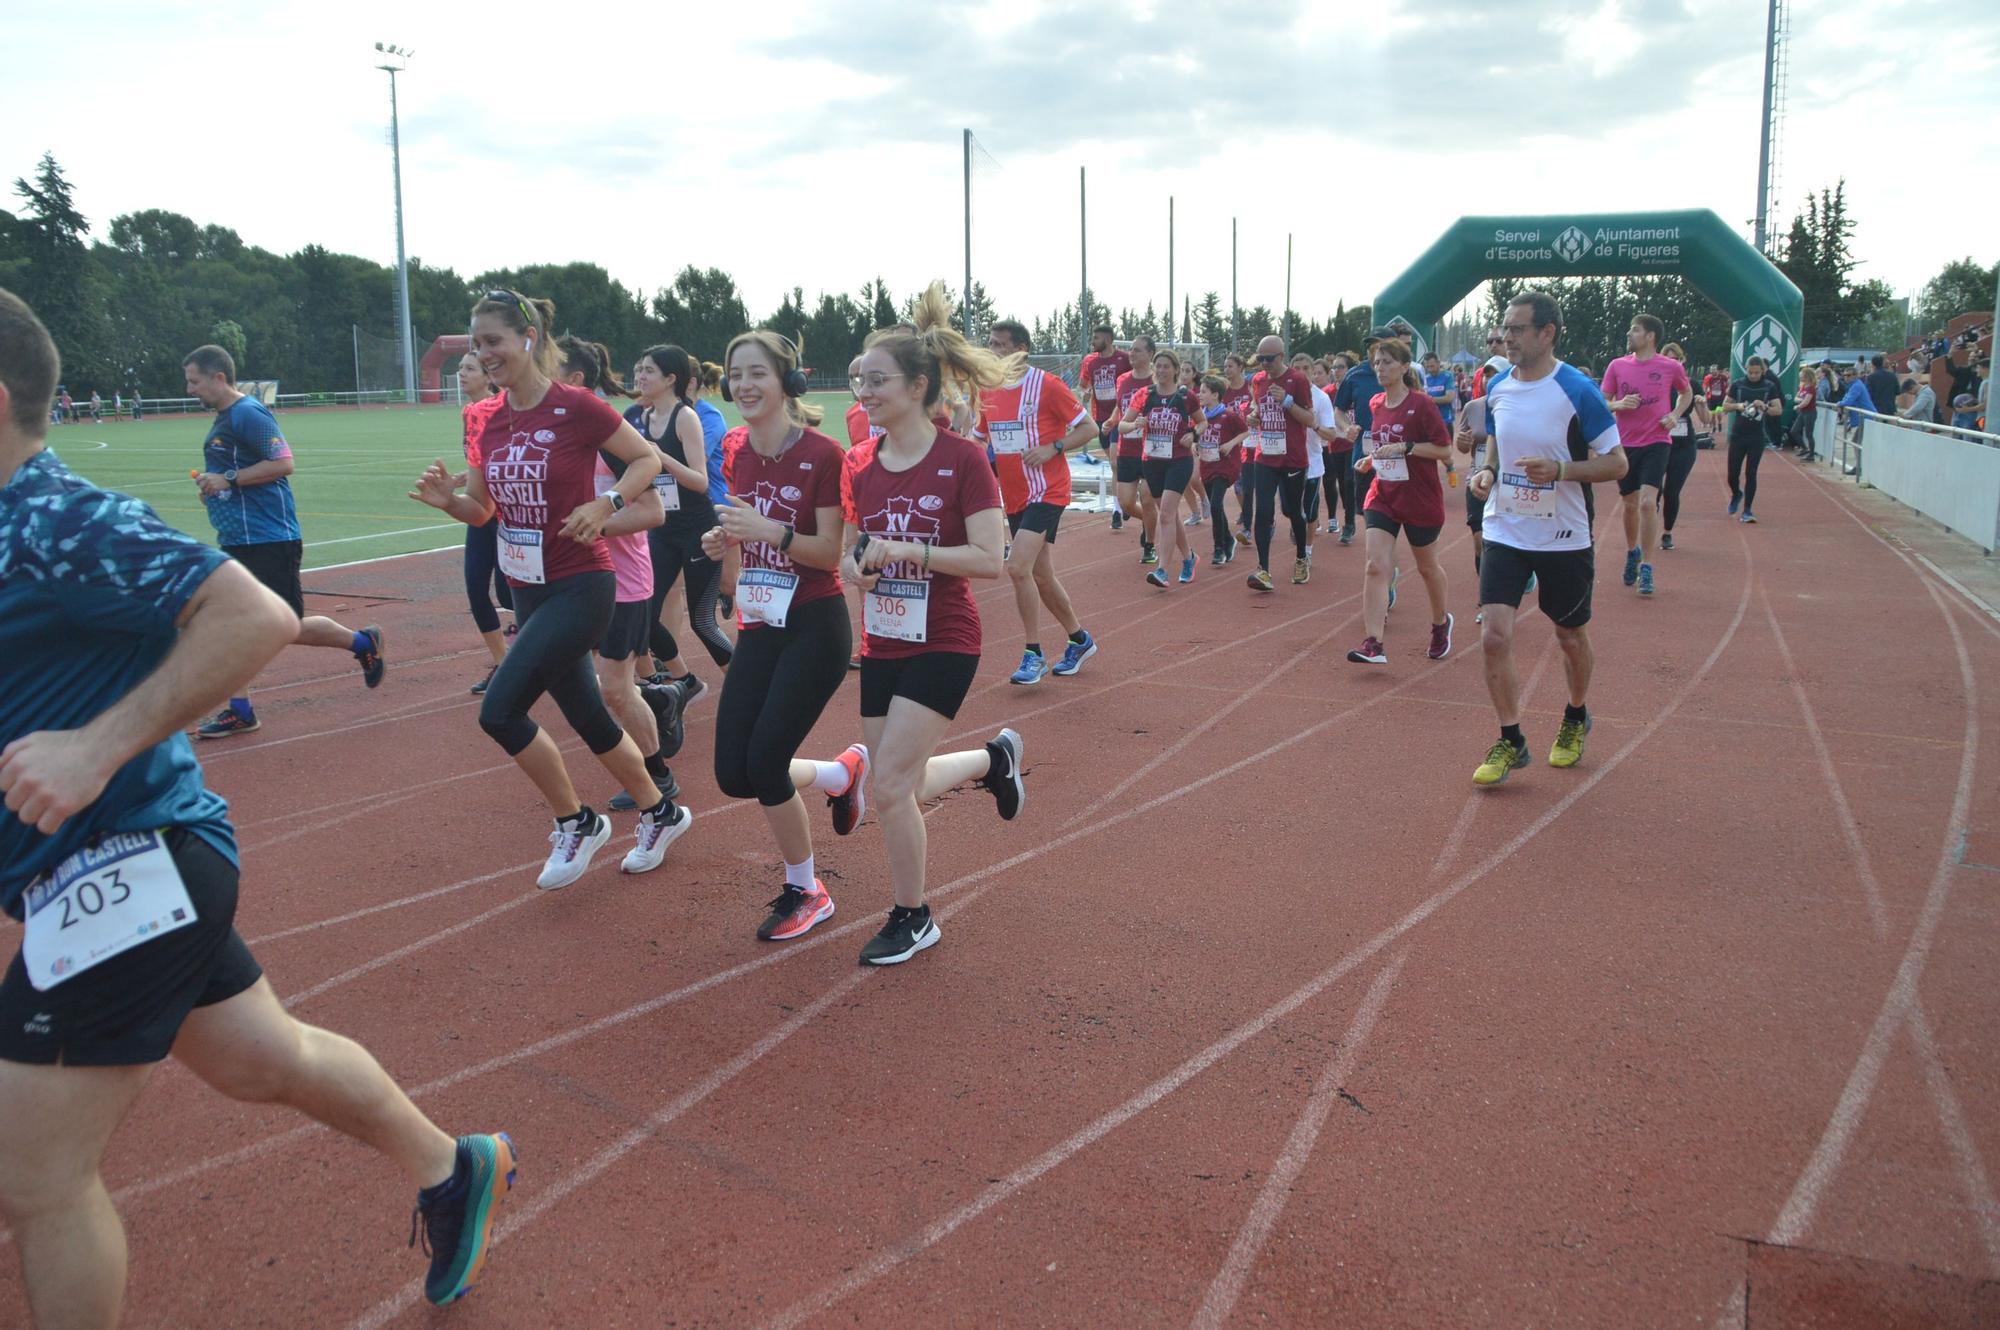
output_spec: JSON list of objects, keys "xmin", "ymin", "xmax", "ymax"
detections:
[
  {"xmin": 1616, "ymin": 441, "xmax": 1670, "ymax": 496},
  {"xmin": 223, "ymin": 540, "xmax": 304, "ymax": 617},
  {"xmin": 0, "ymin": 830, "xmax": 263, "ymax": 1067},
  {"xmin": 1363, "ymin": 509, "xmax": 1442, "ymax": 547},
  {"xmin": 1465, "ymin": 481, "xmax": 1485, "ymax": 530},
  {"xmin": 597, "ymin": 598, "xmax": 651, "ymax": 661},
  {"xmin": 1115, "ymin": 455, "xmax": 1145, "ymax": 485},
  {"xmin": 860, "ymin": 651, "xmax": 981, "ymax": 720},
  {"xmin": 1007, "ymin": 502, "xmax": 1064, "ymax": 543},
  {"xmin": 1143, "ymin": 456, "xmax": 1194, "ymax": 499},
  {"xmin": 1478, "ymin": 540, "xmax": 1595, "ymax": 629}
]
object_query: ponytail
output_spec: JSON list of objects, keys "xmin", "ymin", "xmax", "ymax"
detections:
[
  {"xmin": 862, "ymin": 280, "xmax": 1023, "ymax": 417},
  {"xmin": 641, "ymin": 343, "xmax": 696, "ymax": 404},
  {"xmin": 557, "ymin": 334, "xmax": 635, "ymax": 398}
]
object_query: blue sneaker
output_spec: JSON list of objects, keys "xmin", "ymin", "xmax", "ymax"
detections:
[
  {"xmin": 1622, "ymin": 547, "xmax": 1641, "ymax": 586},
  {"xmin": 1179, "ymin": 553, "xmax": 1196, "ymax": 584},
  {"xmin": 1051, "ymin": 631, "xmax": 1097, "ymax": 677},
  {"xmin": 1008, "ymin": 649, "xmax": 1049, "ymax": 686},
  {"xmin": 1727, "ymin": 494, "xmax": 1742, "ymax": 516},
  {"xmin": 1637, "ymin": 562, "xmax": 1654, "ymax": 596},
  {"xmin": 412, "ymin": 1133, "xmax": 518, "ymax": 1306}
]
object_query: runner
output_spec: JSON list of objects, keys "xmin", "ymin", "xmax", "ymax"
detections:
[
  {"xmin": 1195, "ymin": 372, "xmax": 1249, "ymax": 566},
  {"xmin": 698, "ymin": 329, "xmax": 855, "ymax": 944},
  {"xmin": 1318, "ymin": 354, "xmax": 1359, "ymax": 543},
  {"xmin": 1219, "ymin": 352, "xmax": 1255, "ymax": 545},
  {"xmin": 1657, "ymin": 342, "xmax": 1710, "ymax": 550},
  {"xmin": 835, "ymin": 282, "xmax": 1025, "ymax": 966},
  {"xmin": 1457, "ymin": 354, "xmax": 1513, "ymax": 595},
  {"xmin": 1078, "ymin": 324, "xmax": 1130, "ymax": 482},
  {"xmin": 1177, "ymin": 360, "xmax": 1209, "ymax": 524},
  {"xmin": 1244, "ymin": 335, "xmax": 1316, "ymax": 590},
  {"xmin": 1334, "ymin": 334, "xmax": 1387, "ymax": 550},
  {"xmin": 456, "ymin": 351, "xmax": 514, "ymax": 694},
  {"xmin": 1122, "ymin": 349, "xmax": 1198, "ymax": 588},
  {"xmin": 1113, "ymin": 336, "xmax": 1159, "ymax": 560},
  {"xmin": 411, "ymin": 290, "xmax": 684, "ymax": 887},
  {"xmin": 1296, "ymin": 353, "xmax": 1336, "ymax": 536},
  {"xmin": 1599, "ymin": 313, "xmax": 1693, "ymax": 598},
  {"xmin": 1462, "ymin": 291, "xmax": 1628, "ymax": 787},
  {"xmin": 181, "ymin": 345, "xmax": 385, "ymax": 738},
  {"xmin": 843, "ymin": 354, "xmax": 880, "ymax": 449},
  {"xmin": 1721, "ymin": 355, "xmax": 1784, "ymax": 524},
  {"xmin": 1423, "ymin": 351, "xmax": 1459, "ymax": 431},
  {"xmin": 1346, "ymin": 337, "xmax": 1454, "ymax": 665},
  {"xmin": 0, "ymin": 288, "xmax": 514, "ymax": 1320},
  {"xmin": 975, "ymin": 319, "xmax": 1099, "ymax": 683}
]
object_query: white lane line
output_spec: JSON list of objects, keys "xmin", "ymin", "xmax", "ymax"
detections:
[
  {"xmin": 197, "ymin": 694, "xmax": 480, "ymax": 762},
  {"xmin": 245, "ymin": 859, "xmax": 542, "ymax": 947},
  {"xmin": 1189, "ymin": 955, "xmax": 1408, "ymax": 1330},
  {"xmin": 1906, "ymin": 1003, "xmax": 2000, "ymax": 1275},
  {"xmin": 1429, "ymin": 625, "xmax": 1554, "ymax": 879},
  {"xmin": 306, "ymin": 523, "xmax": 461, "ymax": 548},
  {"xmin": 308, "ymin": 544, "xmax": 461, "ymax": 574}
]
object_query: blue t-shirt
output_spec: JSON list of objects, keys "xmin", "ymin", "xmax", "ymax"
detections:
[
  {"xmin": 0, "ymin": 450, "xmax": 238, "ymax": 915},
  {"xmin": 694, "ymin": 399, "xmax": 729, "ymax": 502},
  {"xmin": 1423, "ymin": 371, "xmax": 1456, "ymax": 428},
  {"xmin": 201, "ymin": 396, "xmax": 300, "ymax": 546},
  {"xmin": 1335, "ymin": 364, "xmax": 1383, "ymax": 433}
]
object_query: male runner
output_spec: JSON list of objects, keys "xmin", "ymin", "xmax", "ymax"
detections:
[
  {"xmin": 1333, "ymin": 331, "xmax": 1387, "ymax": 549},
  {"xmin": 978, "ymin": 320, "xmax": 1099, "ymax": 683},
  {"xmin": 182, "ymin": 345, "xmax": 384, "ymax": 736},
  {"xmin": 0, "ymin": 289, "xmax": 512, "ymax": 1324},
  {"xmin": 1245, "ymin": 335, "xmax": 1317, "ymax": 589},
  {"xmin": 1599, "ymin": 314, "xmax": 1692, "ymax": 597},
  {"xmin": 1462, "ymin": 291, "xmax": 1627, "ymax": 787},
  {"xmin": 1078, "ymin": 325, "xmax": 1129, "ymax": 524}
]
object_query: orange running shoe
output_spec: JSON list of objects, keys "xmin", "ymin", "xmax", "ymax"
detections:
[{"xmin": 759, "ymin": 880, "xmax": 836, "ymax": 941}]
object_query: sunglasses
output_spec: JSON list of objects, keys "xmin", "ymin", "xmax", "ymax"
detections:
[
  {"xmin": 483, "ymin": 289, "xmax": 538, "ymax": 331},
  {"xmin": 1256, "ymin": 352, "xmax": 1282, "ymax": 363}
]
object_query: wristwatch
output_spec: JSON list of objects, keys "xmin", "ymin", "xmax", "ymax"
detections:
[
  {"xmin": 605, "ymin": 490, "xmax": 627, "ymax": 512},
  {"xmin": 223, "ymin": 469, "xmax": 238, "ymax": 487}
]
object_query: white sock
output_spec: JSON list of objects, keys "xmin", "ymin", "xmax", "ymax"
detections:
[
  {"xmin": 808, "ymin": 760, "xmax": 852, "ymax": 795},
  {"xmin": 784, "ymin": 857, "xmax": 816, "ymax": 892}
]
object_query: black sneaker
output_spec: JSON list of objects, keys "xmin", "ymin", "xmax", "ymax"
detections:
[
  {"xmin": 859, "ymin": 903, "xmax": 940, "ymax": 966},
  {"xmin": 1110, "ymin": 510, "xmax": 1124, "ymax": 531},
  {"xmin": 470, "ymin": 665, "xmax": 497, "ymax": 696},
  {"xmin": 357, "ymin": 625, "xmax": 386, "ymax": 688},
  {"xmin": 410, "ymin": 1133, "xmax": 518, "ymax": 1306},
  {"xmin": 611, "ymin": 765, "xmax": 679, "ymax": 812},
  {"xmin": 675, "ymin": 673, "xmax": 709, "ymax": 708},
  {"xmin": 980, "ymin": 728, "xmax": 1025, "ymax": 821},
  {"xmin": 640, "ymin": 681, "xmax": 686, "ymax": 760}
]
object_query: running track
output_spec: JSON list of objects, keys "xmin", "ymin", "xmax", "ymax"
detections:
[{"xmin": 4, "ymin": 453, "xmax": 1998, "ymax": 1329}]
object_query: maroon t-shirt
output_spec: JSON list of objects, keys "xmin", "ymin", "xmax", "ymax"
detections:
[
  {"xmin": 1137, "ymin": 385, "xmax": 1195, "ymax": 459},
  {"xmin": 1081, "ymin": 350, "xmax": 1132, "ymax": 424},
  {"xmin": 1196, "ymin": 408, "xmax": 1249, "ymax": 484},
  {"xmin": 1113, "ymin": 371, "xmax": 1149, "ymax": 459},
  {"xmin": 473, "ymin": 381, "xmax": 623, "ymax": 586},
  {"xmin": 1249, "ymin": 368, "xmax": 1314, "ymax": 469},
  {"xmin": 848, "ymin": 430, "xmax": 1003, "ymax": 661},
  {"xmin": 1361, "ymin": 388, "xmax": 1452, "ymax": 528},
  {"xmin": 723, "ymin": 426, "xmax": 847, "ymax": 631}
]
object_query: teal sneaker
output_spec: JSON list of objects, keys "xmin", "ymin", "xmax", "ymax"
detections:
[{"xmin": 412, "ymin": 1133, "xmax": 518, "ymax": 1306}]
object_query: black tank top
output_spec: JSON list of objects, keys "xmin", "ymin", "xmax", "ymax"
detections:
[{"xmin": 631, "ymin": 402, "xmax": 717, "ymax": 533}]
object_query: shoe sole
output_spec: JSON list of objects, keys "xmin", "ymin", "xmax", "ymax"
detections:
[
  {"xmin": 195, "ymin": 721, "xmax": 261, "ymax": 739},
  {"xmin": 621, "ymin": 805, "xmax": 692, "ymax": 874},
  {"xmin": 991, "ymin": 728, "xmax": 1025, "ymax": 821},
  {"xmin": 832, "ymin": 745, "xmax": 869, "ymax": 836},
  {"xmin": 680, "ymin": 679, "xmax": 709, "ymax": 710},
  {"xmin": 537, "ymin": 819, "xmax": 613, "ymax": 890},
  {"xmin": 428, "ymin": 1132, "xmax": 518, "ymax": 1306},
  {"xmin": 1050, "ymin": 641, "xmax": 1097, "ymax": 677},
  {"xmin": 1009, "ymin": 669, "xmax": 1046, "ymax": 685},
  {"xmin": 764, "ymin": 895, "xmax": 836, "ymax": 941},
  {"xmin": 1428, "ymin": 612, "xmax": 1454, "ymax": 661},
  {"xmin": 861, "ymin": 919, "xmax": 941, "ymax": 966}
]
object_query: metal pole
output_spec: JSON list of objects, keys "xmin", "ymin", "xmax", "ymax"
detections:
[
  {"xmin": 1231, "ymin": 217, "xmax": 1239, "ymax": 354},
  {"xmin": 1079, "ymin": 167, "xmax": 1088, "ymax": 355},
  {"xmin": 1283, "ymin": 233, "xmax": 1293, "ymax": 346},
  {"xmin": 963, "ymin": 129, "xmax": 973, "ymax": 338},
  {"xmin": 352, "ymin": 324, "xmax": 361, "ymax": 400},
  {"xmin": 1168, "ymin": 196, "xmax": 1174, "ymax": 346},
  {"xmin": 1754, "ymin": 0, "xmax": 1778, "ymax": 252},
  {"xmin": 379, "ymin": 55, "xmax": 417, "ymax": 405}
]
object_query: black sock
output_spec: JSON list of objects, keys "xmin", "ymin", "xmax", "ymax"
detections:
[
  {"xmin": 1563, "ymin": 703, "xmax": 1588, "ymax": 724},
  {"xmin": 1026, "ymin": 642, "xmax": 1043, "ymax": 659},
  {"xmin": 984, "ymin": 739, "xmax": 1011, "ymax": 780},
  {"xmin": 644, "ymin": 794, "xmax": 677, "ymax": 820},
  {"xmin": 1069, "ymin": 628, "xmax": 1087, "ymax": 645},
  {"xmin": 1501, "ymin": 724, "xmax": 1524, "ymax": 748},
  {"xmin": 644, "ymin": 752, "xmax": 670, "ymax": 781}
]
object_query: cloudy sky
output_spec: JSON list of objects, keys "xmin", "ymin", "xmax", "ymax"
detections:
[{"xmin": 9, "ymin": 0, "xmax": 1997, "ymax": 331}]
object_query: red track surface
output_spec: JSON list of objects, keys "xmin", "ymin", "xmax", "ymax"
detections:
[{"xmin": 4, "ymin": 454, "xmax": 1998, "ymax": 1328}]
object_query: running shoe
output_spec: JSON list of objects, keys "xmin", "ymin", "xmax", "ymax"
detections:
[
  {"xmin": 1660, "ymin": 532, "xmax": 1676, "ymax": 551},
  {"xmin": 676, "ymin": 673, "xmax": 709, "ymax": 709},
  {"xmin": 828, "ymin": 743, "xmax": 869, "ymax": 836},
  {"xmin": 1185, "ymin": 511, "xmax": 1204, "ymax": 527},
  {"xmin": 1525, "ymin": 572, "xmax": 1537, "ymax": 595},
  {"xmin": 759, "ymin": 880, "xmax": 836, "ymax": 941},
  {"xmin": 1427, "ymin": 612, "xmax": 1454, "ymax": 661},
  {"xmin": 1141, "ymin": 543, "xmax": 1159, "ymax": 566},
  {"xmin": 1472, "ymin": 737, "xmax": 1530, "ymax": 787},
  {"xmin": 1146, "ymin": 568, "xmax": 1170, "ymax": 588},
  {"xmin": 1248, "ymin": 568, "xmax": 1275, "ymax": 592},
  {"xmin": 1740, "ymin": 510, "xmax": 1758, "ymax": 524},
  {"xmin": 411, "ymin": 1132, "xmax": 518, "ymax": 1307},
  {"xmin": 1211, "ymin": 551, "xmax": 1227, "ymax": 568},
  {"xmin": 503, "ymin": 621, "xmax": 519, "ymax": 640},
  {"xmin": 470, "ymin": 665, "xmax": 496, "ymax": 696},
  {"xmin": 1234, "ymin": 526, "xmax": 1252, "ymax": 546},
  {"xmin": 1009, "ymin": 649, "xmax": 1050, "ymax": 685},
  {"xmin": 640, "ymin": 680, "xmax": 686, "ymax": 760},
  {"xmin": 621, "ymin": 802, "xmax": 691, "ymax": 874},
  {"xmin": 1637, "ymin": 563, "xmax": 1655, "ymax": 597},
  {"xmin": 1179, "ymin": 554, "xmax": 1196, "ymax": 584},
  {"xmin": 609, "ymin": 767, "xmax": 680, "ymax": 813},
  {"xmin": 859, "ymin": 903, "xmax": 940, "ymax": 966},
  {"xmin": 195, "ymin": 708, "xmax": 259, "ymax": 739},
  {"xmin": 1727, "ymin": 494, "xmax": 1742, "ymax": 516},
  {"xmin": 1549, "ymin": 713, "xmax": 1592, "ymax": 768},
  {"xmin": 1339, "ymin": 524, "xmax": 1354, "ymax": 546},
  {"xmin": 1292, "ymin": 557, "xmax": 1311, "ymax": 585},
  {"xmin": 981, "ymin": 728, "xmax": 1025, "ymax": 820},
  {"xmin": 1622, "ymin": 547, "xmax": 1641, "ymax": 587},
  {"xmin": 1051, "ymin": 632, "xmax": 1097, "ymax": 677},
  {"xmin": 537, "ymin": 807, "xmax": 611, "ymax": 890},
  {"xmin": 357, "ymin": 625, "xmax": 386, "ymax": 688},
  {"xmin": 1347, "ymin": 636, "xmax": 1387, "ymax": 665},
  {"xmin": 1111, "ymin": 510, "xmax": 1125, "ymax": 531}
]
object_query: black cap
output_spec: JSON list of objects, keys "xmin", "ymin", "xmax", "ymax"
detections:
[{"xmin": 1364, "ymin": 326, "xmax": 1391, "ymax": 344}]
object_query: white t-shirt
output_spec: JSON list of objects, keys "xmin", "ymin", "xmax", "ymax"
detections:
[
  {"xmin": 1306, "ymin": 385, "xmax": 1334, "ymax": 479},
  {"xmin": 1479, "ymin": 362, "xmax": 1621, "ymax": 553}
]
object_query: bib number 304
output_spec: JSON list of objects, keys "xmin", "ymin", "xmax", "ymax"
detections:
[{"xmin": 23, "ymin": 831, "xmax": 199, "ymax": 992}]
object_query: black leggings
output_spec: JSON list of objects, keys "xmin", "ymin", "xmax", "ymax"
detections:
[
  {"xmin": 713, "ymin": 594, "xmax": 851, "ymax": 808},
  {"xmin": 1726, "ymin": 434, "xmax": 1766, "ymax": 511},
  {"xmin": 463, "ymin": 518, "xmax": 515, "ymax": 634},
  {"xmin": 1252, "ymin": 464, "xmax": 1309, "ymax": 568},
  {"xmin": 1325, "ymin": 449, "xmax": 1358, "ymax": 528},
  {"xmin": 1205, "ymin": 477, "xmax": 1238, "ymax": 557},
  {"xmin": 478, "ymin": 571, "xmax": 623, "ymax": 758},
  {"xmin": 1662, "ymin": 433, "xmax": 1698, "ymax": 532},
  {"xmin": 646, "ymin": 524, "xmax": 732, "ymax": 669}
]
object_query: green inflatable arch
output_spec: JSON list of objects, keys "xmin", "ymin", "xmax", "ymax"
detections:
[{"xmin": 1374, "ymin": 209, "xmax": 1804, "ymax": 389}]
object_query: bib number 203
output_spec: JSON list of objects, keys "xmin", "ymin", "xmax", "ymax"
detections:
[{"xmin": 55, "ymin": 868, "xmax": 132, "ymax": 929}]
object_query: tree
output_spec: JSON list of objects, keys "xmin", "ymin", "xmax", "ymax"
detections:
[
  {"xmin": 961, "ymin": 280, "xmax": 997, "ymax": 342},
  {"xmin": 651, "ymin": 266, "xmax": 748, "ymax": 361},
  {"xmin": 209, "ymin": 319, "xmax": 248, "ymax": 371},
  {"xmin": 10, "ymin": 152, "xmax": 111, "ymax": 386},
  {"xmin": 1194, "ymin": 291, "xmax": 1227, "ymax": 356},
  {"xmin": 1915, "ymin": 257, "xmax": 1997, "ymax": 329},
  {"xmin": 861, "ymin": 277, "xmax": 897, "ymax": 330}
]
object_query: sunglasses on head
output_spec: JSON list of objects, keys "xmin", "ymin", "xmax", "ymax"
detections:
[{"xmin": 484, "ymin": 289, "xmax": 538, "ymax": 332}]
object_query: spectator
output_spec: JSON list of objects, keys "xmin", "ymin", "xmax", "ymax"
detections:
[
  {"xmin": 1951, "ymin": 393, "xmax": 1980, "ymax": 431},
  {"xmin": 88, "ymin": 390, "xmax": 103, "ymax": 422},
  {"xmin": 1789, "ymin": 361, "xmax": 1819, "ymax": 457},
  {"xmin": 1898, "ymin": 377, "xmax": 1937, "ymax": 423},
  {"xmin": 132, "ymin": 390, "xmax": 145, "ymax": 421},
  {"xmin": 57, "ymin": 388, "xmax": 73, "ymax": 423},
  {"xmin": 1865, "ymin": 353, "xmax": 1899, "ymax": 415}
]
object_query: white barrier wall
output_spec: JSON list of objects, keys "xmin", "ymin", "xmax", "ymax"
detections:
[{"xmin": 1860, "ymin": 416, "xmax": 2000, "ymax": 551}]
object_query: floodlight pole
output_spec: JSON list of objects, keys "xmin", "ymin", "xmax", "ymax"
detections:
[
  {"xmin": 963, "ymin": 129, "xmax": 973, "ymax": 339},
  {"xmin": 1231, "ymin": 217, "xmax": 1239, "ymax": 354},
  {"xmin": 376, "ymin": 44, "xmax": 416, "ymax": 405},
  {"xmin": 1079, "ymin": 167, "xmax": 1088, "ymax": 355},
  {"xmin": 1753, "ymin": 0, "xmax": 1778, "ymax": 252},
  {"xmin": 1283, "ymin": 233, "xmax": 1293, "ymax": 346},
  {"xmin": 1167, "ymin": 196, "xmax": 1174, "ymax": 344}
]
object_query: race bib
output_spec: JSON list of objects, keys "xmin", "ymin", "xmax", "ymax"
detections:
[
  {"xmin": 1144, "ymin": 433, "xmax": 1174, "ymax": 459},
  {"xmin": 990, "ymin": 421, "xmax": 1027, "ymax": 456},
  {"xmin": 1198, "ymin": 442, "xmax": 1221, "ymax": 463},
  {"xmin": 864, "ymin": 576, "xmax": 930, "ymax": 643},
  {"xmin": 497, "ymin": 523, "xmax": 545, "ymax": 584},
  {"xmin": 1494, "ymin": 470, "xmax": 1557, "ymax": 520},
  {"xmin": 1258, "ymin": 430, "xmax": 1287, "ymax": 456},
  {"xmin": 23, "ymin": 831, "xmax": 198, "ymax": 992},
  {"xmin": 649, "ymin": 472, "xmax": 682, "ymax": 512},
  {"xmin": 737, "ymin": 566, "xmax": 799, "ymax": 627},
  {"xmin": 1366, "ymin": 439, "xmax": 1409, "ymax": 483},
  {"xmin": 1093, "ymin": 380, "xmax": 1117, "ymax": 402}
]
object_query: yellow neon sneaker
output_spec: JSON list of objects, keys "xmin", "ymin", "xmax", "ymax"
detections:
[
  {"xmin": 1473, "ymin": 737, "xmax": 1530, "ymax": 787},
  {"xmin": 1549, "ymin": 712, "xmax": 1592, "ymax": 768}
]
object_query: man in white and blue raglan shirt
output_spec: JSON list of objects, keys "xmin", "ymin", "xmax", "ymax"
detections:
[
  {"xmin": 0, "ymin": 289, "xmax": 514, "ymax": 1321},
  {"xmin": 182, "ymin": 344, "xmax": 385, "ymax": 737},
  {"xmin": 1459, "ymin": 290, "xmax": 1628, "ymax": 789}
]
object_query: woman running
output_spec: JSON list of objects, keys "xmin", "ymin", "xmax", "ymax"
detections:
[
  {"xmin": 1122, "ymin": 349, "xmax": 1198, "ymax": 588},
  {"xmin": 1346, "ymin": 337, "xmax": 1454, "ymax": 665},
  {"xmin": 1220, "ymin": 353, "xmax": 1254, "ymax": 543},
  {"xmin": 410, "ymin": 291, "xmax": 686, "ymax": 888},
  {"xmin": 827, "ymin": 282, "xmax": 1025, "ymax": 966},
  {"xmin": 1196, "ymin": 373, "xmax": 1248, "ymax": 566},
  {"xmin": 1657, "ymin": 342, "xmax": 1710, "ymax": 550},
  {"xmin": 1113, "ymin": 335, "xmax": 1159, "ymax": 564},
  {"xmin": 456, "ymin": 352, "xmax": 513, "ymax": 693},
  {"xmin": 1177, "ymin": 360, "xmax": 1208, "ymax": 525}
]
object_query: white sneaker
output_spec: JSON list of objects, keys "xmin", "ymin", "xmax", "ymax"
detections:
[
  {"xmin": 537, "ymin": 809, "xmax": 612, "ymax": 890},
  {"xmin": 622, "ymin": 802, "xmax": 692, "ymax": 874}
]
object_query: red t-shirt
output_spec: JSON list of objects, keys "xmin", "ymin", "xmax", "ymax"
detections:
[
  {"xmin": 840, "ymin": 434, "xmax": 878, "ymax": 526},
  {"xmin": 847, "ymin": 430, "xmax": 1003, "ymax": 660},
  {"xmin": 722, "ymin": 426, "xmax": 847, "ymax": 631},
  {"xmin": 1196, "ymin": 408, "xmax": 1249, "ymax": 484},
  {"xmin": 1080, "ymin": 350, "xmax": 1132, "ymax": 423},
  {"xmin": 473, "ymin": 382, "xmax": 623, "ymax": 586},
  {"xmin": 1361, "ymin": 388, "xmax": 1452, "ymax": 528},
  {"xmin": 1249, "ymin": 368, "xmax": 1314, "ymax": 469},
  {"xmin": 1113, "ymin": 370, "xmax": 1149, "ymax": 458},
  {"xmin": 1136, "ymin": 385, "xmax": 1196, "ymax": 460},
  {"xmin": 976, "ymin": 367, "xmax": 1086, "ymax": 511},
  {"xmin": 844, "ymin": 400, "xmax": 881, "ymax": 449},
  {"xmin": 461, "ymin": 394, "xmax": 501, "ymax": 466}
]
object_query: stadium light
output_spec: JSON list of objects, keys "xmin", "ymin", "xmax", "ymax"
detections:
[{"xmin": 374, "ymin": 43, "xmax": 417, "ymax": 405}]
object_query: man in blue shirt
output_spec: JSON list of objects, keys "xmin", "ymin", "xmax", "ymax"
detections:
[
  {"xmin": 181, "ymin": 345, "xmax": 386, "ymax": 737},
  {"xmin": 0, "ymin": 288, "xmax": 514, "ymax": 1319},
  {"xmin": 1332, "ymin": 332, "xmax": 1386, "ymax": 547},
  {"xmin": 1422, "ymin": 351, "xmax": 1458, "ymax": 431}
]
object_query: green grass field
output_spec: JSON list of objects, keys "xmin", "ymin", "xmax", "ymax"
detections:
[{"xmin": 44, "ymin": 394, "xmax": 854, "ymax": 570}]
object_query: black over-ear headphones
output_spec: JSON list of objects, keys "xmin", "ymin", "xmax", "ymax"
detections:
[{"xmin": 720, "ymin": 332, "xmax": 811, "ymax": 402}]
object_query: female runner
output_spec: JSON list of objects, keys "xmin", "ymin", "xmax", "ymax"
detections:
[
  {"xmin": 1122, "ymin": 349, "xmax": 1198, "ymax": 587},
  {"xmin": 1346, "ymin": 337, "xmax": 1455, "ymax": 666},
  {"xmin": 455, "ymin": 352, "xmax": 511, "ymax": 693},
  {"xmin": 1657, "ymin": 342, "xmax": 1710, "ymax": 550},
  {"xmin": 629, "ymin": 344, "xmax": 732, "ymax": 699},
  {"xmin": 1195, "ymin": 373, "xmax": 1249, "ymax": 565}
]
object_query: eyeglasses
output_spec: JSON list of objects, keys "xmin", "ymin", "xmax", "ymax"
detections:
[
  {"xmin": 1256, "ymin": 352, "xmax": 1282, "ymax": 363},
  {"xmin": 1486, "ymin": 338, "xmax": 1503, "ymax": 346},
  {"xmin": 483, "ymin": 289, "xmax": 538, "ymax": 331},
  {"xmin": 849, "ymin": 372, "xmax": 908, "ymax": 391}
]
